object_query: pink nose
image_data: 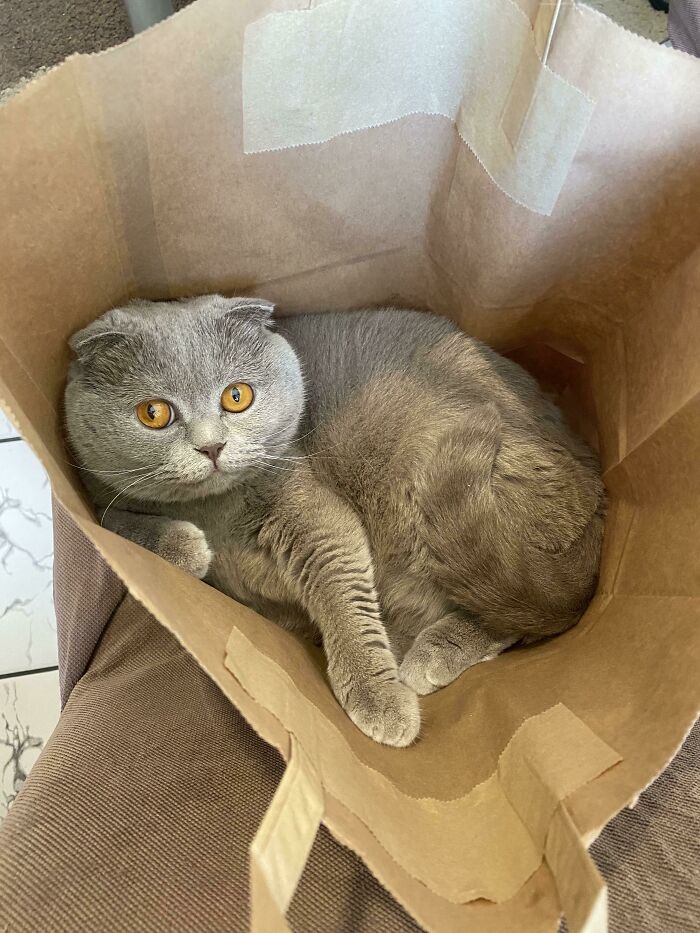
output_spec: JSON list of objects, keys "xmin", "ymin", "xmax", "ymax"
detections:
[{"xmin": 196, "ymin": 442, "xmax": 226, "ymax": 466}]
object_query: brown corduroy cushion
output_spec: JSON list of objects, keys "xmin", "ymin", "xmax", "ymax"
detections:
[
  {"xmin": 590, "ymin": 724, "xmax": 700, "ymax": 933},
  {"xmin": 52, "ymin": 500, "xmax": 126, "ymax": 706},
  {"xmin": 0, "ymin": 593, "xmax": 422, "ymax": 932}
]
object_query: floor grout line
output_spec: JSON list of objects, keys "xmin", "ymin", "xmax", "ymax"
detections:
[{"xmin": 0, "ymin": 665, "xmax": 58, "ymax": 682}]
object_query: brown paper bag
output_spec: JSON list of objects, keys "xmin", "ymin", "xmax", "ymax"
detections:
[{"xmin": 1, "ymin": 0, "xmax": 699, "ymax": 929}]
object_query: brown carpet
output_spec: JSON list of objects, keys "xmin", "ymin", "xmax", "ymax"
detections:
[
  {"xmin": 0, "ymin": 0, "xmax": 667, "ymax": 95},
  {"xmin": 0, "ymin": 0, "xmax": 131, "ymax": 89},
  {"xmin": 0, "ymin": 0, "xmax": 193, "ymax": 92}
]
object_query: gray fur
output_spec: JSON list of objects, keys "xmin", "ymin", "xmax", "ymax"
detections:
[{"xmin": 64, "ymin": 296, "xmax": 605, "ymax": 746}]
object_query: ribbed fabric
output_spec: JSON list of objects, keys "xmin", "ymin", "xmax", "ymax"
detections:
[
  {"xmin": 591, "ymin": 720, "xmax": 700, "ymax": 933},
  {"xmin": 52, "ymin": 500, "xmax": 126, "ymax": 705},
  {"xmin": 669, "ymin": 0, "xmax": 700, "ymax": 56},
  {"xmin": 0, "ymin": 593, "xmax": 421, "ymax": 931}
]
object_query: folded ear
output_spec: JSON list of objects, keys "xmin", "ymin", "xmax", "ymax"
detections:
[
  {"xmin": 68, "ymin": 309, "xmax": 140, "ymax": 363},
  {"xmin": 206, "ymin": 295, "xmax": 276, "ymax": 329}
]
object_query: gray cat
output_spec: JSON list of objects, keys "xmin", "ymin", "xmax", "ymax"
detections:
[{"xmin": 64, "ymin": 296, "xmax": 605, "ymax": 746}]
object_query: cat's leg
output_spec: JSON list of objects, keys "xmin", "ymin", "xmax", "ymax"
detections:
[
  {"xmin": 398, "ymin": 611, "xmax": 516, "ymax": 695},
  {"xmin": 103, "ymin": 509, "xmax": 212, "ymax": 579},
  {"xmin": 259, "ymin": 479, "xmax": 420, "ymax": 747}
]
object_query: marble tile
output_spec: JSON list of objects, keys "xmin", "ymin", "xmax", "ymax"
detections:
[
  {"xmin": 0, "ymin": 441, "xmax": 56, "ymax": 675},
  {"xmin": 0, "ymin": 410, "xmax": 19, "ymax": 441},
  {"xmin": 0, "ymin": 669, "xmax": 60, "ymax": 819}
]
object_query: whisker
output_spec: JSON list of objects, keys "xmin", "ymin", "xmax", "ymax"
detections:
[
  {"xmin": 253, "ymin": 462, "xmax": 300, "ymax": 477},
  {"xmin": 269, "ymin": 422, "xmax": 320, "ymax": 447},
  {"xmin": 256, "ymin": 455, "xmax": 300, "ymax": 466},
  {"xmin": 99, "ymin": 469, "xmax": 165, "ymax": 527},
  {"xmin": 260, "ymin": 439, "xmax": 346, "ymax": 463},
  {"xmin": 58, "ymin": 451, "xmax": 154, "ymax": 477},
  {"xmin": 73, "ymin": 463, "xmax": 154, "ymax": 477},
  {"xmin": 259, "ymin": 453, "xmax": 307, "ymax": 464}
]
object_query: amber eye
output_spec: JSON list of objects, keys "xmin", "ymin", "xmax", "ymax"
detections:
[
  {"xmin": 221, "ymin": 382, "xmax": 254, "ymax": 413},
  {"xmin": 136, "ymin": 399, "xmax": 175, "ymax": 429}
]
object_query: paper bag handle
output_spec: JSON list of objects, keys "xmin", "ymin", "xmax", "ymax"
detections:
[
  {"xmin": 249, "ymin": 736, "xmax": 606, "ymax": 933},
  {"xmin": 250, "ymin": 737, "xmax": 324, "ymax": 932},
  {"xmin": 546, "ymin": 804, "xmax": 608, "ymax": 933}
]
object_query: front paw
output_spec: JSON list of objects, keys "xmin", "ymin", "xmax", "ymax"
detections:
[
  {"xmin": 342, "ymin": 678, "xmax": 420, "ymax": 747},
  {"xmin": 398, "ymin": 644, "xmax": 448, "ymax": 696},
  {"xmin": 398, "ymin": 635, "xmax": 498, "ymax": 695},
  {"xmin": 156, "ymin": 521, "xmax": 212, "ymax": 579}
]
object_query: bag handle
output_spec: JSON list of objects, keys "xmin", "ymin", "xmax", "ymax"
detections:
[
  {"xmin": 546, "ymin": 803, "xmax": 608, "ymax": 933},
  {"xmin": 250, "ymin": 737, "xmax": 324, "ymax": 932},
  {"xmin": 249, "ymin": 731, "xmax": 608, "ymax": 933}
]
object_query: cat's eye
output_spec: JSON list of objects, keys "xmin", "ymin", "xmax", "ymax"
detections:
[
  {"xmin": 221, "ymin": 382, "xmax": 254, "ymax": 413},
  {"xmin": 136, "ymin": 399, "xmax": 175, "ymax": 429}
]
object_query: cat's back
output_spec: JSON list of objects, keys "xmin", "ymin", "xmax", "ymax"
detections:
[
  {"xmin": 276, "ymin": 307, "xmax": 556, "ymax": 434},
  {"xmin": 277, "ymin": 308, "xmax": 457, "ymax": 418}
]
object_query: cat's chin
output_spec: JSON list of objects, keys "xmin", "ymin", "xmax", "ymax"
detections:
[{"xmin": 160, "ymin": 470, "xmax": 239, "ymax": 502}]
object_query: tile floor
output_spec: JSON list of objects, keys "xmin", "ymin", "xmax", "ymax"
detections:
[
  {"xmin": 0, "ymin": 412, "xmax": 60, "ymax": 820},
  {"xmin": 1, "ymin": 670, "xmax": 60, "ymax": 819}
]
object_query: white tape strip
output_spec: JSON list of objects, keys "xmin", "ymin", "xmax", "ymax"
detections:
[{"xmin": 242, "ymin": 0, "xmax": 594, "ymax": 215}]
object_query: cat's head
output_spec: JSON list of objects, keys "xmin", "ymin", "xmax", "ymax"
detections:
[{"xmin": 64, "ymin": 295, "xmax": 304, "ymax": 504}]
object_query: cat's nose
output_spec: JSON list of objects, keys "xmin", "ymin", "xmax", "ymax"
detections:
[{"xmin": 196, "ymin": 442, "xmax": 226, "ymax": 466}]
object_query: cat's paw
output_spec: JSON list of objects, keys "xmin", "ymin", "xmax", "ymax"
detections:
[
  {"xmin": 156, "ymin": 520, "xmax": 212, "ymax": 579},
  {"xmin": 399, "ymin": 621, "xmax": 515, "ymax": 695},
  {"xmin": 344, "ymin": 679, "xmax": 420, "ymax": 747},
  {"xmin": 398, "ymin": 637, "xmax": 495, "ymax": 695},
  {"xmin": 398, "ymin": 645, "xmax": 453, "ymax": 695}
]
